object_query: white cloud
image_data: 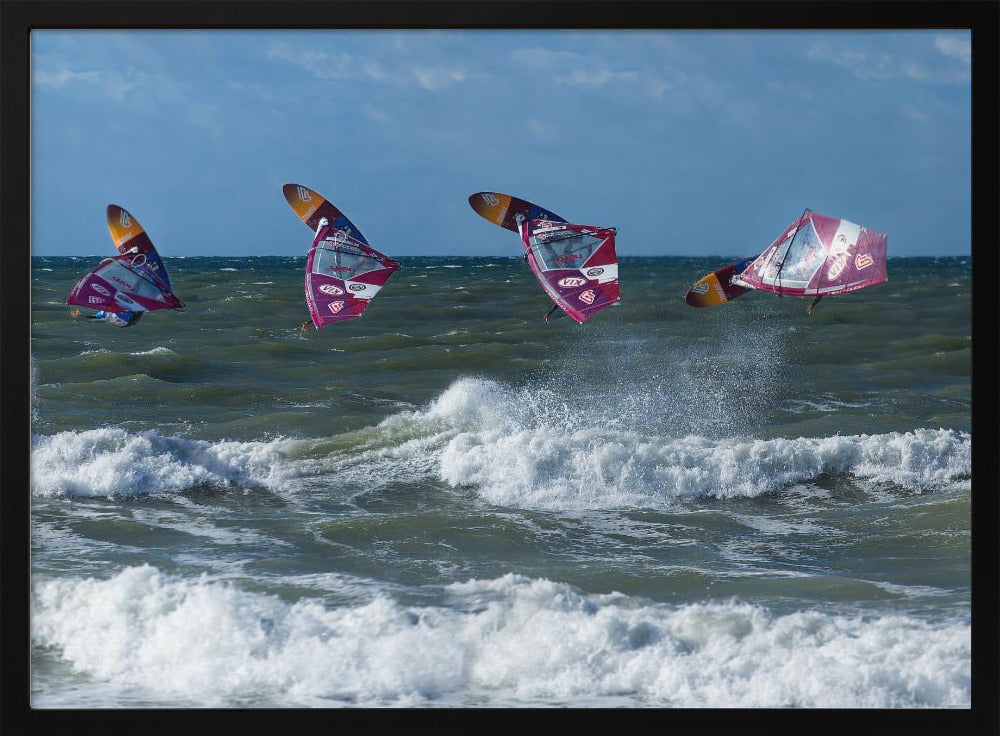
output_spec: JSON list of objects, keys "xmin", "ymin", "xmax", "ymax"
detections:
[
  {"xmin": 934, "ymin": 36, "xmax": 971, "ymax": 65},
  {"xmin": 266, "ymin": 43, "xmax": 376, "ymax": 82},
  {"xmin": 902, "ymin": 104, "xmax": 930, "ymax": 123},
  {"xmin": 808, "ymin": 41, "xmax": 970, "ymax": 84},
  {"xmin": 510, "ymin": 47, "xmax": 583, "ymax": 68},
  {"xmin": 807, "ymin": 44, "xmax": 894, "ymax": 79},
  {"xmin": 554, "ymin": 68, "xmax": 640, "ymax": 88},
  {"xmin": 512, "ymin": 45, "xmax": 676, "ymax": 100},
  {"xmin": 268, "ymin": 42, "xmax": 466, "ymax": 92},
  {"xmin": 526, "ymin": 118, "xmax": 557, "ymax": 143},
  {"xmin": 33, "ymin": 69, "xmax": 100, "ymax": 87},
  {"xmin": 412, "ymin": 66, "xmax": 467, "ymax": 91}
]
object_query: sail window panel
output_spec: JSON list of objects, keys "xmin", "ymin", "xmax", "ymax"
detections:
[
  {"xmin": 530, "ymin": 230, "xmax": 604, "ymax": 272},
  {"xmin": 103, "ymin": 260, "xmax": 167, "ymax": 302},
  {"xmin": 772, "ymin": 221, "xmax": 825, "ymax": 285},
  {"xmin": 312, "ymin": 241, "xmax": 381, "ymax": 278}
]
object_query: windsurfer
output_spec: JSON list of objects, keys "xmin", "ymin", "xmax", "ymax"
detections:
[{"xmin": 71, "ymin": 308, "xmax": 143, "ymax": 328}]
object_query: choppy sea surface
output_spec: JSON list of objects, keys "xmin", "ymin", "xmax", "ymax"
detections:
[{"xmin": 29, "ymin": 255, "xmax": 972, "ymax": 708}]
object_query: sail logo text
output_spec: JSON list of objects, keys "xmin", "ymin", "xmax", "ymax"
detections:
[
  {"xmin": 297, "ymin": 187, "xmax": 312, "ymax": 202},
  {"xmin": 328, "ymin": 301, "xmax": 346, "ymax": 314},
  {"xmin": 826, "ymin": 253, "xmax": 848, "ymax": 280},
  {"xmin": 88, "ymin": 296, "xmax": 104, "ymax": 304},
  {"xmin": 578, "ymin": 290, "xmax": 596, "ymax": 305},
  {"xmin": 349, "ymin": 284, "xmax": 367, "ymax": 292},
  {"xmin": 481, "ymin": 193, "xmax": 499, "ymax": 207},
  {"xmin": 119, "ymin": 211, "xmax": 132, "ymax": 228},
  {"xmin": 691, "ymin": 282, "xmax": 709, "ymax": 294},
  {"xmin": 855, "ymin": 253, "xmax": 874, "ymax": 270},
  {"xmin": 92, "ymin": 284, "xmax": 111, "ymax": 296},
  {"xmin": 586, "ymin": 268, "xmax": 604, "ymax": 277},
  {"xmin": 318, "ymin": 284, "xmax": 344, "ymax": 296},
  {"xmin": 558, "ymin": 277, "xmax": 587, "ymax": 288}
]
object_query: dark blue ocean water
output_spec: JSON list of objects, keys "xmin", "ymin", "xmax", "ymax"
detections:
[{"xmin": 29, "ymin": 256, "xmax": 971, "ymax": 708}]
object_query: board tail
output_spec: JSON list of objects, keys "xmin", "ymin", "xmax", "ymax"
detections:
[
  {"xmin": 106, "ymin": 204, "xmax": 175, "ymax": 290},
  {"xmin": 468, "ymin": 192, "xmax": 565, "ymax": 233},
  {"xmin": 283, "ymin": 183, "xmax": 370, "ymax": 245}
]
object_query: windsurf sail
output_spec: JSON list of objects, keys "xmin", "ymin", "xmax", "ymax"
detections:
[
  {"xmin": 106, "ymin": 204, "xmax": 175, "ymax": 290},
  {"xmin": 66, "ymin": 252, "xmax": 184, "ymax": 314},
  {"xmin": 304, "ymin": 222, "xmax": 400, "ymax": 328},
  {"xmin": 520, "ymin": 218, "xmax": 619, "ymax": 324},
  {"xmin": 734, "ymin": 210, "xmax": 887, "ymax": 297}
]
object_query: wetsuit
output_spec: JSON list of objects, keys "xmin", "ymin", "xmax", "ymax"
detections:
[{"xmin": 88, "ymin": 309, "xmax": 143, "ymax": 328}]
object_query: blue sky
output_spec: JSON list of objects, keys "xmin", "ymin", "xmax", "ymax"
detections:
[{"xmin": 31, "ymin": 29, "xmax": 971, "ymax": 258}]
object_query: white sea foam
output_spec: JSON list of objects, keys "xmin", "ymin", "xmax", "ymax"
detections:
[
  {"xmin": 31, "ymin": 565, "xmax": 970, "ymax": 708},
  {"xmin": 128, "ymin": 346, "xmax": 177, "ymax": 357},
  {"xmin": 30, "ymin": 379, "xmax": 971, "ymax": 505},
  {"xmin": 396, "ymin": 379, "xmax": 973, "ymax": 509},
  {"xmin": 30, "ymin": 428, "xmax": 303, "ymax": 498}
]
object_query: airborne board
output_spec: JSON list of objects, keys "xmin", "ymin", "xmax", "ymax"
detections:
[
  {"xmin": 520, "ymin": 218, "xmax": 620, "ymax": 324},
  {"xmin": 283, "ymin": 183, "xmax": 371, "ymax": 245},
  {"xmin": 685, "ymin": 256, "xmax": 756, "ymax": 308},
  {"xmin": 468, "ymin": 191, "xmax": 565, "ymax": 233},
  {"xmin": 735, "ymin": 210, "xmax": 888, "ymax": 297},
  {"xmin": 68, "ymin": 204, "xmax": 184, "ymax": 315},
  {"xmin": 106, "ymin": 204, "xmax": 174, "ymax": 290}
]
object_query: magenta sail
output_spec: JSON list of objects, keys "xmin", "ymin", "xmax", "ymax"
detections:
[
  {"xmin": 305, "ymin": 225, "xmax": 400, "ymax": 328},
  {"xmin": 736, "ymin": 211, "xmax": 888, "ymax": 297},
  {"xmin": 520, "ymin": 218, "xmax": 620, "ymax": 324},
  {"xmin": 66, "ymin": 252, "xmax": 184, "ymax": 313}
]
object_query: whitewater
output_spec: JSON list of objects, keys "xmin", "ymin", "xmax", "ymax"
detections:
[{"xmin": 28, "ymin": 255, "xmax": 972, "ymax": 708}]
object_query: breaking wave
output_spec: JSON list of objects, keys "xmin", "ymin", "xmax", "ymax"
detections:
[
  {"xmin": 31, "ymin": 379, "xmax": 971, "ymax": 507},
  {"xmin": 31, "ymin": 565, "xmax": 970, "ymax": 708}
]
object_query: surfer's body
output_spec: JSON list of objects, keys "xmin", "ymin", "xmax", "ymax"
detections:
[{"xmin": 72, "ymin": 308, "xmax": 143, "ymax": 328}]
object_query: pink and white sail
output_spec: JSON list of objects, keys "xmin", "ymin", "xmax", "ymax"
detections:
[
  {"xmin": 735, "ymin": 211, "xmax": 887, "ymax": 297},
  {"xmin": 305, "ymin": 223, "xmax": 400, "ymax": 328},
  {"xmin": 66, "ymin": 252, "xmax": 183, "ymax": 314},
  {"xmin": 519, "ymin": 218, "xmax": 619, "ymax": 323}
]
